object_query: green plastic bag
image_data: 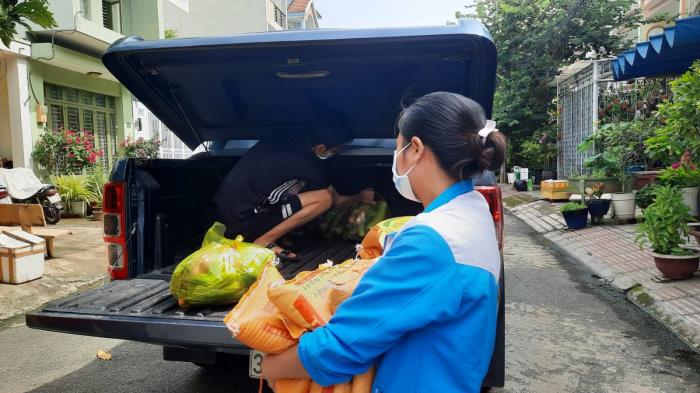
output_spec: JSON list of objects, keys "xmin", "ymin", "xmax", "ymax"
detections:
[{"xmin": 170, "ymin": 223, "xmax": 275, "ymax": 307}]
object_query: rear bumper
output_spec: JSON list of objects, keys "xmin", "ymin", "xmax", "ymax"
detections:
[{"xmin": 25, "ymin": 311, "xmax": 249, "ymax": 355}]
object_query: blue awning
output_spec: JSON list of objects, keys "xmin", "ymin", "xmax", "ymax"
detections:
[{"xmin": 612, "ymin": 15, "xmax": 700, "ymax": 81}]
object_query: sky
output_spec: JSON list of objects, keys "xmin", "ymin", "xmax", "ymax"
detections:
[{"xmin": 312, "ymin": 0, "xmax": 473, "ymax": 29}]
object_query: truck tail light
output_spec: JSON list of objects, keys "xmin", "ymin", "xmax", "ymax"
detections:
[
  {"xmin": 476, "ymin": 186, "xmax": 504, "ymax": 250},
  {"xmin": 103, "ymin": 181, "xmax": 128, "ymax": 280}
]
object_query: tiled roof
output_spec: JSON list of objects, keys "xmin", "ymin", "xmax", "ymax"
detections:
[{"xmin": 288, "ymin": 0, "xmax": 311, "ymax": 13}]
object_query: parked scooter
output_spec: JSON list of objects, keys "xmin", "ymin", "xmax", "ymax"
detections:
[
  {"xmin": 0, "ymin": 184, "xmax": 11, "ymax": 204},
  {"xmin": 0, "ymin": 168, "xmax": 64, "ymax": 224}
]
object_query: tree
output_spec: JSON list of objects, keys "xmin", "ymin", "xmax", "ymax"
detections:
[
  {"xmin": 0, "ymin": 0, "xmax": 56, "ymax": 48},
  {"xmin": 458, "ymin": 0, "xmax": 641, "ymax": 166},
  {"xmin": 164, "ymin": 28, "xmax": 178, "ymax": 39}
]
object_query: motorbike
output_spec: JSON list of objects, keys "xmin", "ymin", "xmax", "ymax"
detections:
[
  {"xmin": 0, "ymin": 184, "xmax": 11, "ymax": 204},
  {"xmin": 0, "ymin": 168, "xmax": 64, "ymax": 224}
]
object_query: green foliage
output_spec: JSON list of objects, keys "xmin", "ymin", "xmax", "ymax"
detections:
[
  {"xmin": 0, "ymin": 0, "xmax": 57, "ymax": 47},
  {"xmin": 635, "ymin": 183, "xmax": 659, "ymax": 210},
  {"xmin": 645, "ymin": 61, "xmax": 700, "ymax": 165},
  {"xmin": 459, "ymin": 0, "xmax": 641, "ymax": 165},
  {"xmin": 519, "ymin": 126, "xmax": 557, "ymax": 169},
  {"xmin": 560, "ymin": 202, "xmax": 587, "ymax": 213},
  {"xmin": 635, "ymin": 186, "xmax": 693, "ymax": 255},
  {"xmin": 54, "ymin": 174, "xmax": 90, "ymax": 203},
  {"xmin": 84, "ymin": 166, "xmax": 108, "ymax": 206},
  {"xmin": 657, "ymin": 166, "xmax": 700, "ymax": 188},
  {"xmin": 578, "ymin": 119, "xmax": 657, "ymax": 190},
  {"xmin": 164, "ymin": 28, "xmax": 178, "ymax": 39}
]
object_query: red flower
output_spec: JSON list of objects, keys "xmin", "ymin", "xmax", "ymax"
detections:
[
  {"xmin": 97, "ymin": 149, "xmax": 105, "ymax": 157},
  {"xmin": 65, "ymin": 130, "xmax": 75, "ymax": 136},
  {"xmin": 67, "ymin": 152, "xmax": 75, "ymax": 158}
]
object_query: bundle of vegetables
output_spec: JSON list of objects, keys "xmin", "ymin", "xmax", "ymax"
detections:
[
  {"xmin": 319, "ymin": 198, "xmax": 388, "ymax": 241},
  {"xmin": 170, "ymin": 222, "xmax": 275, "ymax": 307}
]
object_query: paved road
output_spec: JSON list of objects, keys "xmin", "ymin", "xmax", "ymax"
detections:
[{"xmin": 2, "ymin": 214, "xmax": 699, "ymax": 393}]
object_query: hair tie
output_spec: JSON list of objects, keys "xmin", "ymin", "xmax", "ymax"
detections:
[{"xmin": 478, "ymin": 120, "xmax": 498, "ymax": 145}]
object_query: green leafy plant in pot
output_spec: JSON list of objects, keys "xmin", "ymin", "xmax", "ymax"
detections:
[
  {"xmin": 585, "ymin": 183, "xmax": 611, "ymax": 225},
  {"xmin": 560, "ymin": 202, "xmax": 588, "ymax": 230},
  {"xmin": 635, "ymin": 186, "xmax": 699, "ymax": 280},
  {"xmin": 85, "ymin": 166, "xmax": 108, "ymax": 220},
  {"xmin": 657, "ymin": 153, "xmax": 700, "ymax": 217},
  {"xmin": 54, "ymin": 174, "xmax": 91, "ymax": 217}
]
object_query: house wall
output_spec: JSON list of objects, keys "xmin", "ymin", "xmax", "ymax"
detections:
[
  {"xmin": 164, "ymin": 0, "xmax": 268, "ymax": 37},
  {"xmin": 639, "ymin": 0, "xmax": 681, "ymax": 41},
  {"xmin": 0, "ymin": 75, "xmax": 11, "ymax": 160}
]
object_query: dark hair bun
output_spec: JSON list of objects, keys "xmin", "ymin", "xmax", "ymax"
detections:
[{"xmin": 396, "ymin": 92, "xmax": 507, "ymax": 180}]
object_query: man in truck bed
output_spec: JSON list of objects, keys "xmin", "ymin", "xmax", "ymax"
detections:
[{"xmin": 213, "ymin": 129, "xmax": 375, "ymax": 260}]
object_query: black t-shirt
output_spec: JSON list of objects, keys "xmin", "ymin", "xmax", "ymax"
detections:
[{"xmin": 213, "ymin": 135, "xmax": 329, "ymax": 219}]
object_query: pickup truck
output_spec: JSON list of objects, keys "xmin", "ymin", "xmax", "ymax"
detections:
[{"xmin": 26, "ymin": 20, "xmax": 505, "ymax": 388}]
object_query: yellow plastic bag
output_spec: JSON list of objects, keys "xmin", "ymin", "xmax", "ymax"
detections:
[
  {"xmin": 357, "ymin": 216, "xmax": 413, "ymax": 259},
  {"xmin": 170, "ymin": 223, "xmax": 275, "ymax": 307}
]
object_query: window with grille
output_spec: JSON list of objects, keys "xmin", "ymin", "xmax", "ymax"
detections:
[
  {"xmin": 45, "ymin": 83, "xmax": 119, "ymax": 169},
  {"xmin": 102, "ymin": 1, "xmax": 121, "ymax": 32},
  {"xmin": 273, "ymin": 4, "xmax": 286, "ymax": 28},
  {"xmin": 81, "ymin": 0, "xmax": 91, "ymax": 20}
]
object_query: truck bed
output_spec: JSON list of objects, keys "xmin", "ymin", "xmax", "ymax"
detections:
[{"xmin": 26, "ymin": 240, "xmax": 357, "ymax": 351}]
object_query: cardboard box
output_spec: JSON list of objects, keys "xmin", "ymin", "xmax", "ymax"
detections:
[
  {"xmin": 0, "ymin": 230, "xmax": 46, "ymax": 284},
  {"xmin": 541, "ymin": 180, "xmax": 571, "ymax": 201}
]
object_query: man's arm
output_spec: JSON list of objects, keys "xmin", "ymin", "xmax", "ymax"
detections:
[{"xmin": 329, "ymin": 187, "xmax": 375, "ymax": 208}]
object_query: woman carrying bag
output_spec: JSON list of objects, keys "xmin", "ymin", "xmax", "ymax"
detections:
[{"xmin": 262, "ymin": 92, "xmax": 507, "ymax": 393}]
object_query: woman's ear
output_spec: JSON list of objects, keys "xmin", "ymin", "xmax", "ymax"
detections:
[{"xmin": 410, "ymin": 136, "xmax": 425, "ymax": 160}]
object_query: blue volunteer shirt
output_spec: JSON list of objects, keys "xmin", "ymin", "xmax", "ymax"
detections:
[{"xmin": 298, "ymin": 180, "xmax": 501, "ymax": 393}]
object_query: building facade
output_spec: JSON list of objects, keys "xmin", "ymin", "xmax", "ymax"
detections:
[
  {"xmin": 638, "ymin": 0, "xmax": 700, "ymax": 40},
  {"xmin": 0, "ymin": 0, "xmax": 164, "ymax": 171}
]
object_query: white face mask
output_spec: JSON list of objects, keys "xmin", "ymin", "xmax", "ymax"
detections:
[{"xmin": 392, "ymin": 142, "xmax": 419, "ymax": 202}]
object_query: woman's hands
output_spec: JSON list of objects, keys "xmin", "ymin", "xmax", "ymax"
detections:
[{"xmin": 260, "ymin": 345, "xmax": 311, "ymax": 391}]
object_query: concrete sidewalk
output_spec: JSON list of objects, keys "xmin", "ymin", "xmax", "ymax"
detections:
[
  {"xmin": 0, "ymin": 219, "xmax": 107, "ymax": 325},
  {"xmin": 503, "ymin": 185, "xmax": 700, "ymax": 352}
]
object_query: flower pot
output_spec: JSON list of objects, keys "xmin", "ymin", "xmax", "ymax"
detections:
[
  {"xmin": 650, "ymin": 252, "xmax": 699, "ymax": 280},
  {"xmin": 586, "ymin": 199, "xmax": 611, "ymax": 225},
  {"xmin": 690, "ymin": 229, "xmax": 700, "ymax": 245},
  {"xmin": 507, "ymin": 173, "xmax": 516, "ymax": 184},
  {"xmin": 632, "ymin": 170, "xmax": 661, "ymax": 190},
  {"xmin": 611, "ymin": 192, "xmax": 636, "ymax": 220},
  {"xmin": 681, "ymin": 187, "xmax": 699, "ymax": 217},
  {"xmin": 69, "ymin": 201, "xmax": 87, "ymax": 217},
  {"xmin": 561, "ymin": 208, "xmax": 589, "ymax": 230},
  {"xmin": 92, "ymin": 211, "xmax": 103, "ymax": 221}
]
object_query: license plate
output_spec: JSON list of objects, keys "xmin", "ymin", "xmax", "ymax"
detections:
[
  {"xmin": 249, "ymin": 350, "xmax": 264, "ymax": 379},
  {"xmin": 48, "ymin": 194, "xmax": 61, "ymax": 203}
]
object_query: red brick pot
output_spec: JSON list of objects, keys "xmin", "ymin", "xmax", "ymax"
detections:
[{"xmin": 650, "ymin": 253, "xmax": 700, "ymax": 280}]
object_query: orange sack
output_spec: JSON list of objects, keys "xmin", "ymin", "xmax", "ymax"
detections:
[
  {"xmin": 223, "ymin": 264, "xmax": 297, "ymax": 354},
  {"xmin": 267, "ymin": 259, "xmax": 377, "ymax": 331},
  {"xmin": 358, "ymin": 216, "xmax": 413, "ymax": 259},
  {"xmin": 310, "ymin": 381, "xmax": 351, "ymax": 393}
]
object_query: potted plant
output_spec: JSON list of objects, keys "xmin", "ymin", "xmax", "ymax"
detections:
[
  {"xmin": 635, "ymin": 183, "xmax": 659, "ymax": 211},
  {"xmin": 560, "ymin": 202, "xmax": 588, "ymax": 230},
  {"xmin": 85, "ymin": 167, "xmax": 107, "ymax": 221},
  {"xmin": 657, "ymin": 153, "xmax": 700, "ymax": 217},
  {"xmin": 54, "ymin": 175, "xmax": 91, "ymax": 217},
  {"xmin": 636, "ymin": 186, "xmax": 699, "ymax": 280},
  {"xmin": 585, "ymin": 183, "xmax": 611, "ymax": 225}
]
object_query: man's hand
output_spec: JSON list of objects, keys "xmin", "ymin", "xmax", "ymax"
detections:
[
  {"xmin": 357, "ymin": 188, "xmax": 375, "ymax": 204},
  {"xmin": 261, "ymin": 355, "xmax": 277, "ymax": 391}
]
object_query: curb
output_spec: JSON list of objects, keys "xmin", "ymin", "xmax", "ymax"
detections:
[{"xmin": 507, "ymin": 209, "xmax": 700, "ymax": 353}]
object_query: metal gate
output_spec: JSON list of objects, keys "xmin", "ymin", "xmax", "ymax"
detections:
[{"xmin": 556, "ymin": 61, "xmax": 600, "ymax": 179}]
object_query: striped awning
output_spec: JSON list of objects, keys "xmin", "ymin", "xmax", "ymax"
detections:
[{"xmin": 612, "ymin": 15, "xmax": 700, "ymax": 81}]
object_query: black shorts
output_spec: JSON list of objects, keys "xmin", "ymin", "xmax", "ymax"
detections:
[{"xmin": 219, "ymin": 195, "xmax": 303, "ymax": 241}]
